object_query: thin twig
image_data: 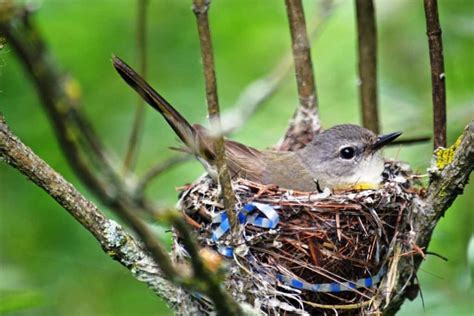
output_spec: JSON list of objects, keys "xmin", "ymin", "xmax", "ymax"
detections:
[
  {"xmin": 192, "ymin": 0, "xmax": 238, "ymax": 236},
  {"xmin": 280, "ymin": 0, "xmax": 320, "ymax": 151},
  {"xmin": 134, "ymin": 153, "xmax": 191, "ymax": 198},
  {"xmin": 123, "ymin": 0, "xmax": 149, "ymax": 173},
  {"xmin": 355, "ymin": 0, "xmax": 379, "ymax": 134},
  {"xmin": 285, "ymin": 0, "xmax": 318, "ymax": 110},
  {"xmin": 388, "ymin": 135, "xmax": 431, "ymax": 146},
  {"xmin": 423, "ymin": 0, "xmax": 447, "ymax": 149}
]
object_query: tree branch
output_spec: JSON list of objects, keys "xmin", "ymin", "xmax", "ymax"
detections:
[
  {"xmin": 423, "ymin": 0, "xmax": 447, "ymax": 149},
  {"xmin": 384, "ymin": 121, "xmax": 473, "ymax": 314},
  {"xmin": 280, "ymin": 0, "xmax": 320, "ymax": 151},
  {"xmin": 0, "ymin": 114, "xmax": 198, "ymax": 312},
  {"xmin": 426, "ymin": 121, "xmax": 473, "ymax": 219},
  {"xmin": 0, "ymin": 113, "xmax": 247, "ymax": 315},
  {"xmin": 192, "ymin": 0, "xmax": 238, "ymax": 238},
  {"xmin": 355, "ymin": 0, "xmax": 379, "ymax": 134},
  {"xmin": 2, "ymin": 2, "xmax": 469, "ymax": 315}
]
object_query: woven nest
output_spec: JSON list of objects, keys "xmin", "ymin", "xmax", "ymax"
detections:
[{"xmin": 173, "ymin": 160, "xmax": 423, "ymax": 315}]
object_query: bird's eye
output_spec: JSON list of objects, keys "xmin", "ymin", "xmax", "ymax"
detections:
[{"xmin": 340, "ymin": 147, "xmax": 356, "ymax": 159}]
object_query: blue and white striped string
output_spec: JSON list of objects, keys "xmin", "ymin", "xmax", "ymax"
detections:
[
  {"xmin": 211, "ymin": 202, "xmax": 279, "ymax": 244},
  {"xmin": 211, "ymin": 202, "xmax": 386, "ymax": 293},
  {"xmin": 276, "ymin": 266, "xmax": 386, "ymax": 293}
]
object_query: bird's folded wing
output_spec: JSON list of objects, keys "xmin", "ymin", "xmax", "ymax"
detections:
[{"xmin": 224, "ymin": 140, "xmax": 266, "ymax": 182}]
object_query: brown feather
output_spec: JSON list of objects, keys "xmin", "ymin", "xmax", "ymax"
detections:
[{"xmin": 112, "ymin": 56, "xmax": 214, "ymax": 160}]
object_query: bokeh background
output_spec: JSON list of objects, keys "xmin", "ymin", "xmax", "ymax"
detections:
[{"xmin": 0, "ymin": 0, "xmax": 472, "ymax": 315}]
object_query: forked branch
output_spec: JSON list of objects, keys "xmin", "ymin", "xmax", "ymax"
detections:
[
  {"xmin": 384, "ymin": 121, "xmax": 473, "ymax": 314},
  {"xmin": 0, "ymin": 114, "xmax": 244, "ymax": 316}
]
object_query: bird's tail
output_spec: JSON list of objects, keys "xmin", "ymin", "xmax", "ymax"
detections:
[{"xmin": 112, "ymin": 55, "xmax": 213, "ymax": 160}]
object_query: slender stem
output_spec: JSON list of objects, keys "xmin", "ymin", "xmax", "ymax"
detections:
[
  {"xmin": 423, "ymin": 0, "xmax": 447, "ymax": 149},
  {"xmin": 280, "ymin": 0, "xmax": 320, "ymax": 151},
  {"xmin": 192, "ymin": 0, "xmax": 238, "ymax": 236},
  {"xmin": 123, "ymin": 0, "xmax": 149, "ymax": 172},
  {"xmin": 285, "ymin": 0, "xmax": 317, "ymax": 111},
  {"xmin": 135, "ymin": 153, "xmax": 191, "ymax": 198},
  {"xmin": 388, "ymin": 135, "xmax": 431, "ymax": 146},
  {"xmin": 355, "ymin": 0, "xmax": 379, "ymax": 134}
]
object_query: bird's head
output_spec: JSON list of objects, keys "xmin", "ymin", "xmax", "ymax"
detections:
[{"xmin": 300, "ymin": 124, "xmax": 402, "ymax": 189}]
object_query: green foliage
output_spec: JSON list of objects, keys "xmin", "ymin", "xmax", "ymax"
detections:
[
  {"xmin": 0, "ymin": 290, "xmax": 45, "ymax": 313},
  {"xmin": 0, "ymin": 0, "xmax": 472, "ymax": 315}
]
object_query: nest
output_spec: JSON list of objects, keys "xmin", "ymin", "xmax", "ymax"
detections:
[{"xmin": 173, "ymin": 161, "xmax": 423, "ymax": 315}]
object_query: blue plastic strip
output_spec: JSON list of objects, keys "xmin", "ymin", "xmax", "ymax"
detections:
[
  {"xmin": 238, "ymin": 212, "xmax": 246, "ymax": 224},
  {"xmin": 330, "ymin": 283, "xmax": 341, "ymax": 292},
  {"xmin": 252, "ymin": 203, "xmax": 279, "ymax": 229},
  {"xmin": 217, "ymin": 245, "xmax": 234, "ymax": 258},
  {"xmin": 242, "ymin": 204, "xmax": 256, "ymax": 213},
  {"xmin": 276, "ymin": 267, "xmax": 386, "ymax": 293},
  {"xmin": 364, "ymin": 276, "xmax": 373, "ymax": 287},
  {"xmin": 211, "ymin": 216, "xmax": 230, "ymax": 241},
  {"xmin": 211, "ymin": 202, "xmax": 280, "ymax": 243},
  {"xmin": 291, "ymin": 279, "xmax": 304, "ymax": 289}
]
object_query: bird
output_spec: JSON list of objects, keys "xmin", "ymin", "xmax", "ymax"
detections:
[{"xmin": 112, "ymin": 56, "xmax": 401, "ymax": 192}]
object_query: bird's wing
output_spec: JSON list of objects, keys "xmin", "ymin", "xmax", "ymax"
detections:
[{"xmin": 224, "ymin": 140, "xmax": 266, "ymax": 181}]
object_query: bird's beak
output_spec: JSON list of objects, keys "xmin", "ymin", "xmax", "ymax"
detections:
[{"xmin": 372, "ymin": 131, "xmax": 402, "ymax": 151}]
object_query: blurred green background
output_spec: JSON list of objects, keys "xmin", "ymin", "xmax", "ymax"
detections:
[{"xmin": 0, "ymin": 0, "xmax": 472, "ymax": 315}]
